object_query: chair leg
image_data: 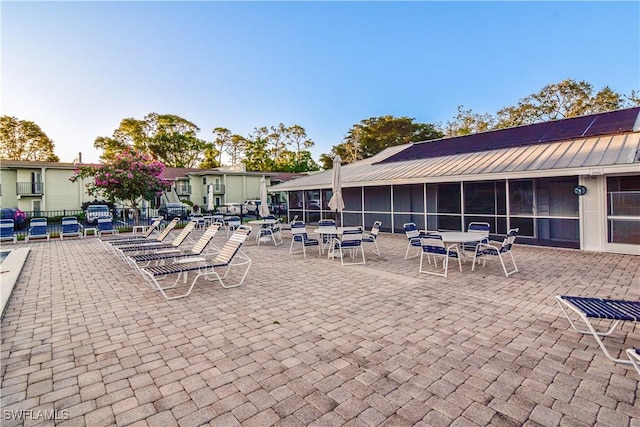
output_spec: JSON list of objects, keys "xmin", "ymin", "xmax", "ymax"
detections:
[{"xmin": 555, "ymin": 296, "xmax": 631, "ymax": 364}]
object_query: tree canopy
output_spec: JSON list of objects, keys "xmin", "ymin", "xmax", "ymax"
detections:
[
  {"xmin": 70, "ymin": 148, "xmax": 170, "ymax": 209},
  {"xmin": 319, "ymin": 116, "xmax": 443, "ymax": 169},
  {"xmin": 94, "ymin": 113, "xmax": 206, "ymax": 168},
  {"xmin": 0, "ymin": 115, "xmax": 59, "ymax": 162},
  {"xmin": 443, "ymin": 79, "xmax": 640, "ymax": 137}
]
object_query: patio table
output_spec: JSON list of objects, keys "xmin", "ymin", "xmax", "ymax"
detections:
[
  {"xmin": 437, "ymin": 231, "xmax": 486, "ymax": 261},
  {"xmin": 313, "ymin": 226, "xmax": 361, "ymax": 257}
]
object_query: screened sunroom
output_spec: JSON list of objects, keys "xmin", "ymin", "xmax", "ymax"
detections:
[{"xmin": 271, "ymin": 108, "xmax": 640, "ymax": 255}]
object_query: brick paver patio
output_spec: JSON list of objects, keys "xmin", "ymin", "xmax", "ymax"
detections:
[{"xmin": 1, "ymin": 228, "xmax": 638, "ymax": 426}]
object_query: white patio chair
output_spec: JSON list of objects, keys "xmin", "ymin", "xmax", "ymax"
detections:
[
  {"xmin": 403, "ymin": 222, "xmax": 423, "ymax": 260},
  {"xmin": 463, "ymin": 222, "xmax": 490, "ymax": 252},
  {"xmin": 472, "ymin": 228, "xmax": 519, "ymax": 277},
  {"xmin": 419, "ymin": 234, "xmax": 461, "ymax": 277},
  {"xmin": 289, "ymin": 221, "xmax": 320, "ymax": 258},
  {"xmin": 226, "ymin": 216, "xmax": 241, "ymax": 237},
  {"xmin": 331, "ymin": 227, "xmax": 365, "ymax": 266},
  {"xmin": 362, "ymin": 220, "xmax": 381, "ymax": 256}
]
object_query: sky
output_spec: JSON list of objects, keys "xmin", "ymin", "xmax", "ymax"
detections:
[{"xmin": 2, "ymin": 1, "xmax": 639, "ymax": 165}]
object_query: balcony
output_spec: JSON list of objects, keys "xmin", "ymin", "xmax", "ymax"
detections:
[
  {"xmin": 16, "ymin": 182, "xmax": 43, "ymax": 196},
  {"xmin": 175, "ymin": 184, "xmax": 192, "ymax": 196},
  {"xmin": 209, "ymin": 184, "xmax": 225, "ymax": 194}
]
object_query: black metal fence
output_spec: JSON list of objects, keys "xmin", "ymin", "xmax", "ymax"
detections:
[{"xmin": 10, "ymin": 208, "xmax": 171, "ymax": 239}]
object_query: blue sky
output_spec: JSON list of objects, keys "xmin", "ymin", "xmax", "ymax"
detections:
[{"xmin": 2, "ymin": 1, "xmax": 639, "ymax": 165}]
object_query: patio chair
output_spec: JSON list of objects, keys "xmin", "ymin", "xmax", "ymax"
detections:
[
  {"xmin": 555, "ymin": 295, "xmax": 640, "ymax": 365},
  {"xmin": 362, "ymin": 220, "xmax": 382, "ymax": 256},
  {"xmin": 289, "ymin": 221, "xmax": 320, "ymax": 258},
  {"xmin": 404, "ymin": 222, "xmax": 427, "ymax": 260},
  {"xmin": 0, "ymin": 219, "xmax": 17, "ymax": 244},
  {"xmin": 60, "ymin": 216, "xmax": 82, "ymax": 240},
  {"xmin": 25, "ymin": 218, "xmax": 50, "ymax": 242},
  {"xmin": 419, "ymin": 234, "xmax": 461, "ymax": 278},
  {"xmin": 331, "ymin": 227, "xmax": 365, "ymax": 266},
  {"xmin": 278, "ymin": 215, "xmax": 298, "ymax": 231},
  {"xmin": 97, "ymin": 217, "xmax": 119, "ymax": 238},
  {"xmin": 627, "ymin": 349, "xmax": 640, "ymax": 376},
  {"xmin": 126, "ymin": 222, "xmax": 223, "ymax": 270},
  {"xmin": 115, "ymin": 219, "xmax": 198, "ymax": 258},
  {"xmin": 108, "ymin": 218, "xmax": 179, "ymax": 247},
  {"xmin": 139, "ymin": 226, "xmax": 252, "ymax": 300},
  {"xmin": 462, "ymin": 222, "xmax": 490, "ymax": 252},
  {"xmin": 226, "ymin": 216, "xmax": 241, "ymax": 237},
  {"xmin": 471, "ymin": 228, "xmax": 519, "ymax": 277},
  {"xmin": 101, "ymin": 216, "xmax": 162, "ymax": 242},
  {"xmin": 257, "ymin": 215, "xmax": 282, "ymax": 246}
]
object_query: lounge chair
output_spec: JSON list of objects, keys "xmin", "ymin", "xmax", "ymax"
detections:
[
  {"xmin": 139, "ymin": 226, "xmax": 252, "ymax": 300},
  {"xmin": 362, "ymin": 220, "xmax": 382, "ymax": 256},
  {"xmin": 115, "ymin": 219, "xmax": 198, "ymax": 258},
  {"xmin": 472, "ymin": 228, "xmax": 519, "ymax": 277},
  {"xmin": 25, "ymin": 218, "xmax": 50, "ymax": 242},
  {"xmin": 97, "ymin": 217, "xmax": 119, "ymax": 238},
  {"xmin": 419, "ymin": 234, "xmax": 461, "ymax": 277},
  {"xmin": 126, "ymin": 222, "xmax": 223, "ymax": 269},
  {"xmin": 107, "ymin": 218, "xmax": 179, "ymax": 248},
  {"xmin": 556, "ymin": 295, "xmax": 640, "ymax": 364},
  {"xmin": 289, "ymin": 221, "xmax": 320, "ymax": 258},
  {"xmin": 627, "ymin": 349, "xmax": 640, "ymax": 376},
  {"xmin": 0, "ymin": 219, "xmax": 17, "ymax": 244},
  {"xmin": 60, "ymin": 217, "xmax": 82, "ymax": 240},
  {"xmin": 101, "ymin": 216, "xmax": 163, "ymax": 242}
]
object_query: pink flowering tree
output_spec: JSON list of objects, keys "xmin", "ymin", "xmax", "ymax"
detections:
[{"xmin": 70, "ymin": 149, "xmax": 170, "ymax": 215}]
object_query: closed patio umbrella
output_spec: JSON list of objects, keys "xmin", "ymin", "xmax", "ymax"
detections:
[
  {"xmin": 259, "ymin": 176, "xmax": 270, "ymax": 217},
  {"xmin": 207, "ymin": 185, "xmax": 215, "ymax": 213},
  {"xmin": 327, "ymin": 155, "xmax": 345, "ymax": 224}
]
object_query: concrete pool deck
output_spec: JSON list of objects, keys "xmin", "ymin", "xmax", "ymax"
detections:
[{"xmin": 0, "ymin": 230, "xmax": 638, "ymax": 426}]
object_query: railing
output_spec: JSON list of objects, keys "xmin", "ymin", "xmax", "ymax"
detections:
[
  {"xmin": 175, "ymin": 184, "xmax": 192, "ymax": 195},
  {"xmin": 209, "ymin": 184, "xmax": 225, "ymax": 194},
  {"xmin": 16, "ymin": 182, "xmax": 43, "ymax": 195},
  {"xmin": 6, "ymin": 208, "xmax": 190, "ymax": 240}
]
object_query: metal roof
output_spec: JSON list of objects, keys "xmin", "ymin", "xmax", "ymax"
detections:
[{"xmin": 270, "ymin": 132, "xmax": 640, "ymax": 191}]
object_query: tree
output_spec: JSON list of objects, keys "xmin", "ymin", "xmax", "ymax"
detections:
[
  {"xmin": 495, "ymin": 79, "xmax": 633, "ymax": 128},
  {"xmin": 442, "ymin": 106, "xmax": 495, "ymax": 137},
  {"xmin": 242, "ymin": 130, "xmax": 273, "ymax": 172},
  {"xmin": 70, "ymin": 148, "xmax": 170, "ymax": 213},
  {"xmin": 321, "ymin": 116, "xmax": 443, "ymax": 167},
  {"xmin": 226, "ymin": 134, "xmax": 247, "ymax": 165},
  {"xmin": 0, "ymin": 116, "xmax": 59, "ymax": 161},
  {"xmin": 211, "ymin": 127, "xmax": 232, "ymax": 166},
  {"xmin": 442, "ymin": 79, "xmax": 639, "ymax": 136},
  {"xmin": 94, "ymin": 113, "xmax": 206, "ymax": 168}
]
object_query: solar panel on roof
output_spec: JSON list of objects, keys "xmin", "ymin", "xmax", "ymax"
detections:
[{"xmin": 378, "ymin": 107, "xmax": 640, "ymax": 164}]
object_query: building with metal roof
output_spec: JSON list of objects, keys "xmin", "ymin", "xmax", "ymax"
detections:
[{"xmin": 271, "ymin": 107, "xmax": 640, "ymax": 255}]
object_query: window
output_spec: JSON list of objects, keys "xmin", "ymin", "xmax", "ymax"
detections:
[
  {"xmin": 393, "ymin": 184, "xmax": 424, "ymax": 213},
  {"xmin": 509, "ymin": 180, "xmax": 533, "ymax": 215},
  {"xmin": 607, "ymin": 175, "xmax": 640, "ymax": 245}
]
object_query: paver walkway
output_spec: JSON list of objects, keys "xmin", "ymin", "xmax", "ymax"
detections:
[{"xmin": 1, "ymin": 229, "xmax": 639, "ymax": 426}]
